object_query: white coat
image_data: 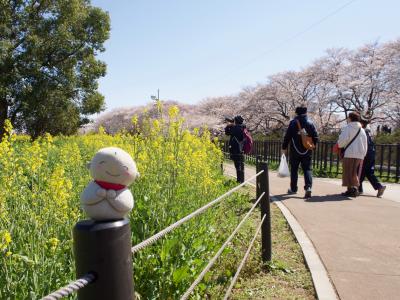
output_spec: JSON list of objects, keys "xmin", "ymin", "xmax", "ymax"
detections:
[{"xmin": 337, "ymin": 122, "xmax": 368, "ymax": 160}]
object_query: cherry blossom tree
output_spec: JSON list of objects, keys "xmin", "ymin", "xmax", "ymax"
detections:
[
  {"xmin": 89, "ymin": 39, "xmax": 400, "ymax": 135},
  {"xmin": 380, "ymin": 39, "xmax": 400, "ymax": 128}
]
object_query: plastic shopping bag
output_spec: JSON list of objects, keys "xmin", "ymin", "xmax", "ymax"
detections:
[{"xmin": 278, "ymin": 154, "xmax": 290, "ymax": 177}]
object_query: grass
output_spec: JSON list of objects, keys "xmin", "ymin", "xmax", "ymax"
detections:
[{"xmin": 207, "ymin": 184, "xmax": 316, "ymax": 299}]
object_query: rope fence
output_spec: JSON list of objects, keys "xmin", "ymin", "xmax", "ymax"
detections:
[
  {"xmin": 41, "ymin": 273, "xmax": 95, "ymax": 300},
  {"xmin": 180, "ymin": 191, "xmax": 265, "ymax": 300},
  {"xmin": 223, "ymin": 214, "xmax": 266, "ymax": 300},
  {"xmin": 131, "ymin": 171, "xmax": 264, "ymax": 254},
  {"xmin": 39, "ymin": 159, "xmax": 271, "ymax": 300}
]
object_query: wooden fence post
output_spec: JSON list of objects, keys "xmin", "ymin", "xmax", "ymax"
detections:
[
  {"xmin": 73, "ymin": 219, "xmax": 134, "ymax": 300},
  {"xmin": 256, "ymin": 158, "xmax": 271, "ymax": 262}
]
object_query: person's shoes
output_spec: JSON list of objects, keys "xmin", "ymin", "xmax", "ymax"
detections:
[
  {"xmin": 342, "ymin": 188, "xmax": 358, "ymax": 197},
  {"xmin": 348, "ymin": 188, "xmax": 359, "ymax": 197},
  {"xmin": 304, "ymin": 188, "xmax": 312, "ymax": 199},
  {"xmin": 377, "ymin": 186, "xmax": 386, "ymax": 198},
  {"xmin": 287, "ymin": 188, "xmax": 297, "ymax": 195},
  {"xmin": 341, "ymin": 190, "xmax": 352, "ymax": 196}
]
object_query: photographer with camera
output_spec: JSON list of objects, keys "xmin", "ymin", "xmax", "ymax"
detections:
[{"xmin": 225, "ymin": 115, "xmax": 246, "ymax": 183}]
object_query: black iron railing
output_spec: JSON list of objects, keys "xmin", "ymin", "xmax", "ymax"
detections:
[{"xmin": 223, "ymin": 140, "xmax": 400, "ymax": 182}]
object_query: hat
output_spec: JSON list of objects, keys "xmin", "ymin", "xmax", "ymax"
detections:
[
  {"xmin": 234, "ymin": 115, "xmax": 244, "ymax": 124},
  {"xmin": 295, "ymin": 106, "xmax": 307, "ymax": 115}
]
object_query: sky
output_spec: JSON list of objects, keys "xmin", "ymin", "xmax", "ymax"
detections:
[{"xmin": 91, "ymin": 0, "xmax": 400, "ymax": 112}]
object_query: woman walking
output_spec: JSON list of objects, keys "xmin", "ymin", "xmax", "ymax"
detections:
[{"xmin": 337, "ymin": 112, "xmax": 368, "ymax": 197}]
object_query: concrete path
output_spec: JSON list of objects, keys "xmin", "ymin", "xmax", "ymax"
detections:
[{"xmin": 224, "ymin": 163, "xmax": 400, "ymax": 300}]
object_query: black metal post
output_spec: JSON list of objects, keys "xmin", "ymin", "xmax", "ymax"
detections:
[
  {"xmin": 73, "ymin": 219, "xmax": 134, "ymax": 300},
  {"xmin": 379, "ymin": 145, "xmax": 384, "ymax": 177},
  {"xmin": 396, "ymin": 143, "xmax": 400, "ymax": 182},
  {"xmin": 256, "ymin": 160, "xmax": 271, "ymax": 262},
  {"xmin": 387, "ymin": 145, "xmax": 392, "ymax": 180},
  {"xmin": 329, "ymin": 142, "xmax": 334, "ymax": 174},
  {"xmin": 336, "ymin": 151, "xmax": 340, "ymax": 176},
  {"xmin": 263, "ymin": 140, "xmax": 268, "ymax": 162},
  {"xmin": 312, "ymin": 145, "xmax": 316, "ymax": 168},
  {"xmin": 221, "ymin": 154, "xmax": 224, "ymax": 175}
]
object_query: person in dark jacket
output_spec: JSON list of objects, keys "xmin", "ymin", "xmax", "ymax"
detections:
[
  {"xmin": 225, "ymin": 115, "xmax": 245, "ymax": 183},
  {"xmin": 281, "ymin": 106, "xmax": 319, "ymax": 198},
  {"xmin": 359, "ymin": 117, "xmax": 386, "ymax": 197}
]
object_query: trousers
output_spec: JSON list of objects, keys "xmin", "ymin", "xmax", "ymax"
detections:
[
  {"xmin": 289, "ymin": 152, "xmax": 312, "ymax": 192},
  {"xmin": 359, "ymin": 157, "xmax": 383, "ymax": 192},
  {"xmin": 231, "ymin": 154, "xmax": 244, "ymax": 183}
]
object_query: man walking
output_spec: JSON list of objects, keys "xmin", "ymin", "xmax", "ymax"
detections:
[
  {"xmin": 282, "ymin": 105, "xmax": 319, "ymax": 198},
  {"xmin": 225, "ymin": 115, "xmax": 246, "ymax": 183}
]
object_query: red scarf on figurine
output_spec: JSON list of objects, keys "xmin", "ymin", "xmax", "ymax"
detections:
[{"xmin": 95, "ymin": 180, "xmax": 126, "ymax": 191}]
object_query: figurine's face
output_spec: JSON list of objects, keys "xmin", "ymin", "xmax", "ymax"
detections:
[{"xmin": 89, "ymin": 147, "xmax": 139, "ymax": 186}]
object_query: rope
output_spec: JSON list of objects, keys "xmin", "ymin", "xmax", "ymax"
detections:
[
  {"xmin": 131, "ymin": 171, "xmax": 264, "ymax": 254},
  {"xmin": 180, "ymin": 191, "xmax": 266, "ymax": 300},
  {"xmin": 223, "ymin": 214, "xmax": 266, "ymax": 300},
  {"xmin": 41, "ymin": 273, "xmax": 95, "ymax": 300}
]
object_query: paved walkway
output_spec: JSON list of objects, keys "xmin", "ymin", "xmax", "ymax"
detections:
[{"xmin": 224, "ymin": 163, "xmax": 400, "ymax": 300}]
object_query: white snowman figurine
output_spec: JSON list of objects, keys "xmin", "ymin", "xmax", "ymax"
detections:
[{"xmin": 81, "ymin": 147, "xmax": 139, "ymax": 221}]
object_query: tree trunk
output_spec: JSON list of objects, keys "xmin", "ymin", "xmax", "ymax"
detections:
[{"xmin": 0, "ymin": 99, "xmax": 9, "ymax": 137}]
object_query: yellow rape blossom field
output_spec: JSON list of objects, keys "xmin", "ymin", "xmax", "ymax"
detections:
[{"xmin": 0, "ymin": 107, "xmax": 252, "ymax": 299}]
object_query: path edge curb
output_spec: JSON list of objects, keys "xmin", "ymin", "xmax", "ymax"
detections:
[{"xmin": 271, "ymin": 196, "xmax": 338, "ymax": 300}]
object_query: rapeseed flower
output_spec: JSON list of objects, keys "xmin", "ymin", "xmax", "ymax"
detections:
[
  {"xmin": 46, "ymin": 238, "xmax": 60, "ymax": 253},
  {"xmin": 0, "ymin": 103, "xmax": 225, "ymax": 299},
  {"xmin": 0, "ymin": 230, "xmax": 11, "ymax": 252}
]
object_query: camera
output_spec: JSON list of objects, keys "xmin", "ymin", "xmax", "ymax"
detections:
[{"xmin": 224, "ymin": 117, "xmax": 234, "ymax": 123}]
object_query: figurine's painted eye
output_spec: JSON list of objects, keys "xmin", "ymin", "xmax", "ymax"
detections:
[
  {"xmin": 99, "ymin": 161, "xmax": 106, "ymax": 164},
  {"xmin": 123, "ymin": 166, "xmax": 128, "ymax": 171}
]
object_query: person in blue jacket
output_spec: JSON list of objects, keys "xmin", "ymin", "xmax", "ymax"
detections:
[
  {"xmin": 359, "ymin": 117, "xmax": 386, "ymax": 197},
  {"xmin": 282, "ymin": 105, "xmax": 319, "ymax": 198}
]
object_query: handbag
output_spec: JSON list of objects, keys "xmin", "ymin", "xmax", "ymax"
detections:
[
  {"xmin": 334, "ymin": 128, "xmax": 361, "ymax": 159},
  {"xmin": 296, "ymin": 120, "xmax": 315, "ymax": 150},
  {"xmin": 332, "ymin": 143, "xmax": 340, "ymax": 155},
  {"xmin": 332, "ymin": 143, "xmax": 346, "ymax": 158}
]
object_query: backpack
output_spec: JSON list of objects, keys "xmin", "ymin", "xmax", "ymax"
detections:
[
  {"xmin": 296, "ymin": 120, "xmax": 315, "ymax": 150},
  {"xmin": 242, "ymin": 128, "xmax": 253, "ymax": 154}
]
